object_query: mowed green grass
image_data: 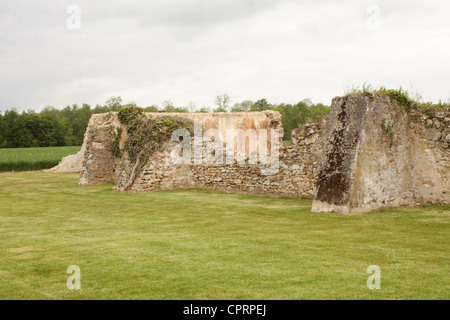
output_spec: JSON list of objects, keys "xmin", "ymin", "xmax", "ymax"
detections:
[
  {"xmin": 0, "ymin": 172, "xmax": 448, "ymax": 300},
  {"xmin": 0, "ymin": 146, "xmax": 81, "ymax": 172}
]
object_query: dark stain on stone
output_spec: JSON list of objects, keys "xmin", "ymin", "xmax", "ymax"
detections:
[{"xmin": 315, "ymin": 97, "xmax": 364, "ymax": 205}]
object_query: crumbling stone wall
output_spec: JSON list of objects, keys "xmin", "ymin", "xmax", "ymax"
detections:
[
  {"xmin": 183, "ymin": 118, "xmax": 326, "ymax": 198},
  {"xmin": 76, "ymin": 110, "xmax": 326, "ymax": 198},
  {"xmin": 311, "ymin": 95, "xmax": 449, "ymax": 214},
  {"xmin": 44, "ymin": 142, "xmax": 86, "ymax": 173},
  {"xmin": 79, "ymin": 110, "xmax": 285, "ymax": 185},
  {"xmin": 408, "ymin": 108, "xmax": 450, "ymax": 204},
  {"xmin": 52, "ymin": 94, "xmax": 448, "ymax": 213},
  {"xmin": 78, "ymin": 112, "xmax": 121, "ymax": 185}
]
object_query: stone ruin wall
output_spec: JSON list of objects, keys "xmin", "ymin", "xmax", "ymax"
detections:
[
  {"xmin": 408, "ymin": 107, "xmax": 450, "ymax": 204},
  {"xmin": 125, "ymin": 117, "xmax": 326, "ymax": 198},
  {"xmin": 78, "ymin": 112, "xmax": 121, "ymax": 185},
  {"xmin": 76, "ymin": 110, "xmax": 326, "ymax": 199},
  {"xmin": 311, "ymin": 95, "xmax": 449, "ymax": 214},
  {"xmin": 52, "ymin": 95, "xmax": 449, "ymax": 213}
]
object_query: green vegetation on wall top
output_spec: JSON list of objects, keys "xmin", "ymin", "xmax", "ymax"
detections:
[
  {"xmin": 345, "ymin": 84, "xmax": 450, "ymax": 114},
  {"xmin": 112, "ymin": 106, "xmax": 193, "ymax": 190}
]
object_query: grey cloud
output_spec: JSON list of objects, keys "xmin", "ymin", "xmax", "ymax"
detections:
[
  {"xmin": 0, "ymin": 0, "xmax": 449, "ymax": 111},
  {"xmin": 78, "ymin": 0, "xmax": 289, "ymax": 27}
]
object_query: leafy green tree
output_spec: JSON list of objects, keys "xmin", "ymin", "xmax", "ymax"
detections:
[
  {"xmin": 214, "ymin": 94, "xmax": 231, "ymax": 112},
  {"xmin": 186, "ymin": 102, "xmax": 197, "ymax": 113},
  {"xmin": 144, "ymin": 105, "xmax": 159, "ymax": 112},
  {"xmin": 309, "ymin": 103, "xmax": 330, "ymax": 121},
  {"xmin": 105, "ymin": 96, "xmax": 123, "ymax": 111},
  {"xmin": 161, "ymin": 105, "xmax": 189, "ymax": 113},
  {"xmin": 231, "ymin": 100, "xmax": 253, "ymax": 112},
  {"xmin": 250, "ymin": 99, "xmax": 273, "ymax": 111},
  {"xmin": 196, "ymin": 107, "xmax": 211, "ymax": 113},
  {"xmin": 158, "ymin": 100, "xmax": 189, "ymax": 113},
  {"xmin": 0, "ymin": 113, "xmax": 6, "ymax": 147},
  {"xmin": 9, "ymin": 116, "xmax": 33, "ymax": 147},
  {"xmin": 39, "ymin": 107, "xmax": 67, "ymax": 146},
  {"xmin": 272, "ymin": 100, "xmax": 330, "ymax": 140},
  {"xmin": 2, "ymin": 109, "xmax": 19, "ymax": 147}
]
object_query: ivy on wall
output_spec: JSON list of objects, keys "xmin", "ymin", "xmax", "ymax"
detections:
[{"xmin": 111, "ymin": 106, "xmax": 193, "ymax": 190}]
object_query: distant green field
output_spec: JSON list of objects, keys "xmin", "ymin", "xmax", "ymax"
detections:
[{"xmin": 0, "ymin": 146, "xmax": 81, "ymax": 172}]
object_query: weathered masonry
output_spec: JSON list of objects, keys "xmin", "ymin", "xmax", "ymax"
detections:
[
  {"xmin": 311, "ymin": 95, "xmax": 449, "ymax": 214},
  {"xmin": 50, "ymin": 95, "xmax": 449, "ymax": 214},
  {"xmin": 68, "ymin": 111, "xmax": 326, "ymax": 198}
]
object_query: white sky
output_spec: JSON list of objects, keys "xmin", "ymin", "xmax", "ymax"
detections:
[{"xmin": 1, "ymin": 0, "xmax": 449, "ymax": 112}]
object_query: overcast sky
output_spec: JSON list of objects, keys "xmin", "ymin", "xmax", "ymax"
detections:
[{"xmin": 1, "ymin": 0, "xmax": 449, "ymax": 112}]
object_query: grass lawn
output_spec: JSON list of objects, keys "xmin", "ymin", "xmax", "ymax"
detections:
[
  {"xmin": 0, "ymin": 146, "xmax": 81, "ymax": 172},
  {"xmin": 0, "ymin": 172, "xmax": 448, "ymax": 300}
]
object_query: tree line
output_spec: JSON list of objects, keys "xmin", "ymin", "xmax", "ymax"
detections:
[{"xmin": 0, "ymin": 95, "xmax": 329, "ymax": 148}]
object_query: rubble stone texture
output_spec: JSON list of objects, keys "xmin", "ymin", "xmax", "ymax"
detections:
[
  {"xmin": 50, "ymin": 95, "xmax": 449, "ymax": 214},
  {"xmin": 311, "ymin": 95, "xmax": 449, "ymax": 214},
  {"xmin": 73, "ymin": 110, "xmax": 326, "ymax": 199}
]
